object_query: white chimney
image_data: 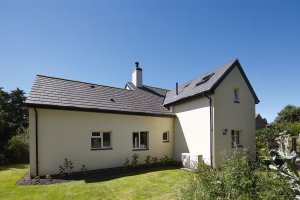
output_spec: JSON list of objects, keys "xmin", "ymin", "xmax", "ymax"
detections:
[{"xmin": 132, "ymin": 62, "xmax": 143, "ymax": 87}]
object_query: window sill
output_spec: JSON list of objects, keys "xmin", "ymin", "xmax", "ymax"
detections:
[
  {"xmin": 133, "ymin": 148, "xmax": 149, "ymax": 151},
  {"xmin": 163, "ymin": 140, "xmax": 169, "ymax": 143},
  {"xmin": 234, "ymin": 100, "xmax": 240, "ymax": 104},
  {"xmin": 91, "ymin": 148, "xmax": 113, "ymax": 151}
]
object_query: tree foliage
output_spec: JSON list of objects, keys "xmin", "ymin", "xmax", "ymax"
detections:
[
  {"xmin": 0, "ymin": 87, "xmax": 28, "ymax": 164},
  {"xmin": 7, "ymin": 128, "xmax": 29, "ymax": 163},
  {"xmin": 256, "ymin": 105, "xmax": 300, "ymax": 158},
  {"xmin": 275, "ymin": 105, "xmax": 300, "ymax": 124}
]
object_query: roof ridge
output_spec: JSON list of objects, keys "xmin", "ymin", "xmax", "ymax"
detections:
[
  {"xmin": 143, "ymin": 84, "xmax": 169, "ymax": 91},
  {"xmin": 36, "ymin": 75, "xmax": 131, "ymax": 91}
]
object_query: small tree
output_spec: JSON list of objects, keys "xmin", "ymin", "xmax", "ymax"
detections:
[
  {"xmin": 274, "ymin": 105, "xmax": 300, "ymax": 124},
  {"xmin": 7, "ymin": 128, "xmax": 29, "ymax": 163}
]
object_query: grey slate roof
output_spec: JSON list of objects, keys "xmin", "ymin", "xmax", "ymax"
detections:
[
  {"xmin": 26, "ymin": 75, "xmax": 173, "ymax": 117},
  {"xmin": 26, "ymin": 59, "xmax": 259, "ymax": 116},
  {"xmin": 163, "ymin": 59, "xmax": 259, "ymax": 106}
]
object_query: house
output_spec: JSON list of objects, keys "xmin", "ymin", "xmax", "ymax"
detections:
[
  {"xmin": 26, "ymin": 59, "xmax": 259, "ymax": 176},
  {"xmin": 255, "ymin": 113, "xmax": 268, "ymax": 129}
]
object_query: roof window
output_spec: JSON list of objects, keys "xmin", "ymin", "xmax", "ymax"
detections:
[{"xmin": 195, "ymin": 73, "xmax": 214, "ymax": 86}]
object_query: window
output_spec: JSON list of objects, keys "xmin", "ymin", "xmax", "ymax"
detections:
[
  {"xmin": 195, "ymin": 73, "xmax": 214, "ymax": 86},
  {"xmin": 91, "ymin": 131, "xmax": 112, "ymax": 150},
  {"xmin": 133, "ymin": 131, "xmax": 148, "ymax": 150},
  {"xmin": 231, "ymin": 130, "xmax": 242, "ymax": 148},
  {"xmin": 163, "ymin": 131, "xmax": 169, "ymax": 142},
  {"xmin": 234, "ymin": 88, "xmax": 240, "ymax": 103}
]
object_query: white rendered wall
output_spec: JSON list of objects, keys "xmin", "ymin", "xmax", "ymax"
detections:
[
  {"xmin": 173, "ymin": 97, "xmax": 211, "ymax": 165},
  {"xmin": 214, "ymin": 66, "xmax": 256, "ymax": 167},
  {"xmin": 28, "ymin": 108, "xmax": 173, "ymax": 176}
]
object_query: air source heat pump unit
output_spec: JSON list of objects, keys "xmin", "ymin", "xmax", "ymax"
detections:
[
  {"xmin": 190, "ymin": 154, "xmax": 203, "ymax": 169},
  {"xmin": 181, "ymin": 153, "xmax": 203, "ymax": 169},
  {"xmin": 181, "ymin": 153, "xmax": 190, "ymax": 168}
]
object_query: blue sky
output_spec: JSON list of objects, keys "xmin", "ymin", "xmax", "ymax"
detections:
[{"xmin": 0, "ymin": 0, "xmax": 299, "ymax": 122}]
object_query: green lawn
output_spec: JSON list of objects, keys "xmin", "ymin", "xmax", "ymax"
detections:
[{"xmin": 0, "ymin": 165, "xmax": 188, "ymax": 200}]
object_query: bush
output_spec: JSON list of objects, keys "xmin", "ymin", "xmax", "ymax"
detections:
[
  {"xmin": 59, "ymin": 158, "xmax": 74, "ymax": 177},
  {"xmin": 45, "ymin": 174, "xmax": 52, "ymax": 180},
  {"xmin": 159, "ymin": 155, "xmax": 170, "ymax": 166},
  {"xmin": 123, "ymin": 157, "xmax": 130, "ymax": 169},
  {"xmin": 257, "ymin": 171, "xmax": 295, "ymax": 200},
  {"xmin": 178, "ymin": 161, "xmax": 224, "ymax": 199},
  {"xmin": 145, "ymin": 155, "xmax": 151, "ymax": 166},
  {"xmin": 131, "ymin": 153, "xmax": 139, "ymax": 167},
  {"xmin": 7, "ymin": 130, "xmax": 29, "ymax": 163},
  {"xmin": 222, "ymin": 150, "xmax": 258, "ymax": 199},
  {"xmin": 151, "ymin": 156, "xmax": 158, "ymax": 165},
  {"xmin": 80, "ymin": 164, "xmax": 88, "ymax": 176},
  {"xmin": 178, "ymin": 149, "xmax": 295, "ymax": 200}
]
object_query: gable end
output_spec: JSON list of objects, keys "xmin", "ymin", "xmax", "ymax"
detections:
[{"xmin": 210, "ymin": 59, "xmax": 259, "ymax": 104}]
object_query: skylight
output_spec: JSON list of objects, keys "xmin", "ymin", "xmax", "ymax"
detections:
[{"xmin": 195, "ymin": 73, "xmax": 214, "ymax": 86}]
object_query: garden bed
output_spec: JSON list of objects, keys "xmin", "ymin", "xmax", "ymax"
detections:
[{"xmin": 18, "ymin": 164, "xmax": 181, "ymax": 186}]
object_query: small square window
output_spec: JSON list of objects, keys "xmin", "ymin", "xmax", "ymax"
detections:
[
  {"xmin": 91, "ymin": 131, "xmax": 112, "ymax": 150},
  {"xmin": 234, "ymin": 88, "xmax": 240, "ymax": 103},
  {"xmin": 133, "ymin": 132, "xmax": 148, "ymax": 150},
  {"xmin": 163, "ymin": 131, "xmax": 169, "ymax": 142}
]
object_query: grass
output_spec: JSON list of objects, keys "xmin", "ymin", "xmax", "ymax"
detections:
[{"xmin": 0, "ymin": 164, "xmax": 188, "ymax": 200}]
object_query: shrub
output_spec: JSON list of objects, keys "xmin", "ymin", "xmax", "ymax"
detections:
[
  {"xmin": 267, "ymin": 140, "xmax": 279, "ymax": 150},
  {"xmin": 256, "ymin": 171, "xmax": 295, "ymax": 200},
  {"xmin": 222, "ymin": 150, "xmax": 258, "ymax": 199},
  {"xmin": 45, "ymin": 174, "xmax": 52, "ymax": 180},
  {"xmin": 178, "ymin": 161, "xmax": 224, "ymax": 199},
  {"xmin": 80, "ymin": 164, "xmax": 88, "ymax": 176},
  {"xmin": 33, "ymin": 176, "xmax": 40, "ymax": 184},
  {"xmin": 160, "ymin": 155, "xmax": 170, "ymax": 166},
  {"xmin": 131, "ymin": 153, "xmax": 139, "ymax": 167},
  {"xmin": 145, "ymin": 155, "xmax": 151, "ymax": 166},
  {"xmin": 123, "ymin": 157, "xmax": 130, "ymax": 168},
  {"xmin": 7, "ymin": 130, "xmax": 29, "ymax": 163},
  {"xmin": 59, "ymin": 158, "xmax": 74, "ymax": 177},
  {"xmin": 178, "ymin": 149, "xmax": 295, "ymax": 200},
  {"xmin": 151, "ymin": 156, "xmax": 158, "ymax": 165}
]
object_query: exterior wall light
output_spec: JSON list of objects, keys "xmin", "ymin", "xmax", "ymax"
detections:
[{"xmin": 223, "ymin": 128, "xmax": 228, "ymax": 135}]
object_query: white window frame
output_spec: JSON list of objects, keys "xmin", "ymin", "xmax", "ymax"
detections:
[
  {"xmin": 132, "ymin": 131, "xmax": 149, "ymax": 150},
  {"xmin": 234, "ymin": 88, "xmax": 240, "ymax": 103},
  {"xmin": 91, "ymin": 131, "xmax": 112, "ymax": 150},
  {"xmin": 231, "ymin": 130, "xmax": 242, "ymax": 148},
  {"xmin": 162, "ymin": 131, "xmax": 169, "ymax": 142}
]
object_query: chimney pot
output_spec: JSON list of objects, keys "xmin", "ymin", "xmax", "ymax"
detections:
[{"xmin": 135, "ymin": 62, "xmax": 139, "ymax": 69}]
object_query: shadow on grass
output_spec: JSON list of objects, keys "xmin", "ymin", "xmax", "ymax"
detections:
[
  {"xmin": 0, "ymin": 164, "xmax": 28, "ymax": 171},
  {"xmin": 18, "ymin": 165, "xmax": 182, "ymax": 185},
  {"xmin": 83, "ymin": 166, "xmax": 178, "ymax": 184}
]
